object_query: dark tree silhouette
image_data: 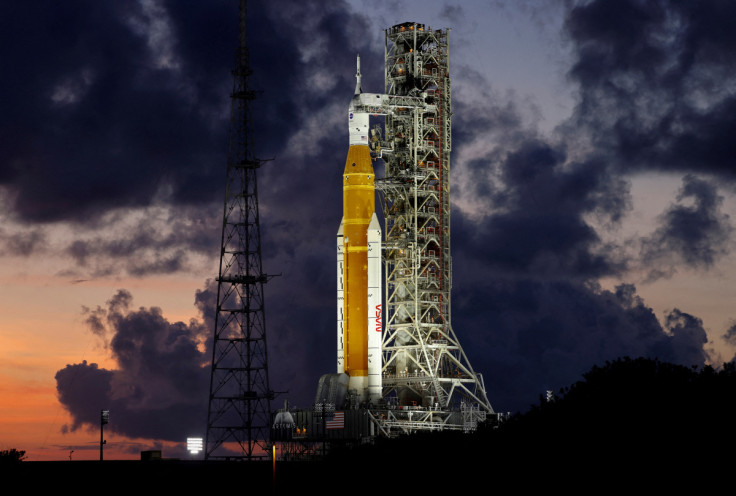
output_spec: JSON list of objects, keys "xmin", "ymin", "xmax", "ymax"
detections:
[{"xmin": 0, "ymin": 449, "xmax": 26, "ymax": 463}]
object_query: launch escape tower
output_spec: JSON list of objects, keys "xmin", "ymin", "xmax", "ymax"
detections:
[
  {"xmin": 205, "ymin": 0, "xmax": 274, "ymax": 460},
  {"xmin": 376, "ymin": 23, "xmax": 493, "ymax": 430}
]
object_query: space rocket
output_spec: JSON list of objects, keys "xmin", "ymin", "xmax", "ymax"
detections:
[{"xmin": 336, "ymin": 55, "xmax": 382, "ymax": 404}]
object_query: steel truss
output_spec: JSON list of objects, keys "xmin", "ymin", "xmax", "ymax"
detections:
[
  {"xmin": 368, "ymin": 400, "xmax": 488, "ymax": 437},
  {"xmin": 205, "ymin": 0, "xmax": 274, "ymax": 460},
  {"xmin": 376, "ymin": 23, "xmax": 494, "ymax": 424}
]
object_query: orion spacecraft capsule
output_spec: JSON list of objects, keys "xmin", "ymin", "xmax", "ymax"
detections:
[{"xmin": 336, "ymin": 55, "xmax": 382, "ymax": 404}]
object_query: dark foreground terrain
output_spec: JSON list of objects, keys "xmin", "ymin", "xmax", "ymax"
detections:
[{"xmin": 7, "ymin": 358, "xmax": 736, "ymax": 492}]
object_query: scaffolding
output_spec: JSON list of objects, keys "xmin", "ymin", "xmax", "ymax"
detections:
[
  {"xmin": 270, "ymin": 23, "xmax": 498, "ymax": 451},
  {"xmin": 376, "ymin": 23, "xmax": 494, "ymax": 431}
]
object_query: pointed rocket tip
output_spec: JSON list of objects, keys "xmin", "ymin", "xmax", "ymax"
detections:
[{"xmin": 368, "ymin": 213, "xmax": 381, "ymax": 236}]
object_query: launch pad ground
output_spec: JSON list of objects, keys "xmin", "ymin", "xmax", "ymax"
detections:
[
  {"xmin": 271, "ymin": 402, "xmax": 501, "ymax": 461},
  {"xmin": 13, "ymin": 437, "xmax": 710, "ymax": 494}
]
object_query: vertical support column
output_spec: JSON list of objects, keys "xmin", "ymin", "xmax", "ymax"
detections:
[{"xmin": 379, "ymin": 23, "xmax": 494, "ymax": 416}]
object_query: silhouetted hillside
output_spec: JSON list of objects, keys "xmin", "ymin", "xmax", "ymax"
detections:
[
  {"xmin": 496, "ymin": 357, "xmax": 736, "ymax": 445},
  {"xmin": 12, "ymin": 358, "xmax": 734, "ymax": 492},
  {"xmin": 331, "ymin": 357, "xmax": 736, "ymax": 489}
]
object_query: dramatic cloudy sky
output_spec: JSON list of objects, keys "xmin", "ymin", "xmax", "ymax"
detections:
[{"xmin": 2, "ymin": 0, "xmax": 736, "ymax": 460}]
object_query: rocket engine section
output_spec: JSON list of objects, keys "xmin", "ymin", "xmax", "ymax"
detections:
[{"xmin": 337, "ymin": 55, "xmax": 382, "ymax": 405}]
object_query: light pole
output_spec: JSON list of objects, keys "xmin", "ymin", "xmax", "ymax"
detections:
[{"xmin": 100, "ymin": 410, "xmax": 109, "ymax": 461}]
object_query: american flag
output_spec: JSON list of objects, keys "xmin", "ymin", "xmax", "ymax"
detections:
[{"xmin": 326, "ymin": 411, "xmax": 345, "ymax": 430}]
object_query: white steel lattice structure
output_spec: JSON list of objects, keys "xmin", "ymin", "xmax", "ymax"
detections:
[{"xmin": 376, "ymin": 23, "xmax": 494, "ymax": 425}]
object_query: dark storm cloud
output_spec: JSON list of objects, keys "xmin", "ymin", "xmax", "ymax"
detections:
[
  {"xmin": 69, "ymin": 239, "xmax": 187, "ymax": 277},
  {"xmin": 453, "ymin": 278, "xmax": 709, "ymax": 412},
  {"xmin": 261, "ymin": 248, "xmax": 340, "ymax": 408},
  {"xmin": 449, "ymin": 60, "xmax": 632, "ymax": 280},
  {"xmin": 641, "ymin": 174, "xmax": 732, "ymax": 280},
  {"xmin": 445, "ymin": 0, "xmax": 732, "ymax": 412},
  {"xmin": 247, "ymin": 0, "xmax": 379, "ymax": 161},
  {"xmin": 51, "ymin": 0, "xmax": 388, "ymax": 418},
  {"xmin": 449, "ymin": 89, "xmax": 713, "ymax": 412},
  {"xmin": 56, "ymin": 289, "xmax": 210, "ymax": 441},
  {"xmin": 446, "ymin": 137, "xmax": 709, "ymax": 413},
  {"xmin": 0, "ymin": 0, "xmax": 372, "ymax": 226},
  {"xmin": 452, "ymin": 68, "xmax": 536, "ymax": 152},
  {"xmin": 82, "ymin": 304, "xmax": 107, "ymax": 340},
  {"xmin": 42, "ymin": 0, "xmax": 725, "ymax": 420},
  {"xmin": 565, "ymin": 0, "xmax": 736, "ymax": 177},
  {"xmin": 722, "ymin": 323, "xmax": 736, "ymax": 352},
  {"xmin": 453, "ymin": 138, "xmax": 630, "ymax": 279},
  {"xmin": 55, "ymin": 362, "xmax": 114, "ymax": 430},
  {"xmin": 63, "ymin": 204, "xmax": 220, "ymax": 277},
  {"xmin": 194, "ymin": 278, "xmax": 218, "ymax": 334},
  {"xmin": 446, "ymin": 0, "xmax": 733, "ymax": 412},
  {"xmin": 0, "ymin": 228, "xmax": 46, "ymax": 257},
  {"xmin": 445, "ymin": 41, "xmax": 713, "ymax": 409},
  {"xmin": 0, "ymin": 1, "xmax": 231, "ymax": 223},
  {"xmin": 22, "ymin": 0, "xmax": 390, "ymax": 422},
  {"xmin": 660, "ymin": 308, "xmax": 709, "ymax": 364}
]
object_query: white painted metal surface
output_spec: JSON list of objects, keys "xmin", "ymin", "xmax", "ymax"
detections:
[{"xmin": 367, "ymin": 212, "xmax": 382, "ymax": 404}]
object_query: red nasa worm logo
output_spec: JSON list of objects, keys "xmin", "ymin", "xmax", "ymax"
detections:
[{"xmin": 375, "ymin": 304, "xmax": 382, "ymax": 332}]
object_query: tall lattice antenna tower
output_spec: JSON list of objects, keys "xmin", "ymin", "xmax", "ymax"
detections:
[
  {"xmin": 205, "ymin": 0, "xmax": 274, "ymax": 460},
  {"xmin": 379, "ymin": 23, "xmax": 494, "ymax": 421}
]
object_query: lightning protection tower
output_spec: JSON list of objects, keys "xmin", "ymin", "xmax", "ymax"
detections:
[
  {"xmin": 378, "ymin": 22, "xmax": 494, "ymax": 431},
  {"xmin": 205, "ymin": 0, "xmax": 274, "ymax": 460}
]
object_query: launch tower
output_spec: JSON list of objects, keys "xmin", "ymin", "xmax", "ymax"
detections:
[
  {"xmin": 377, "ymin": 23, "xmax": 493, "ymax": 430},
  {"xmin": 282, "ymin": 23, "xmax": 497, "ymax": 454},
  {"xmin": 205, "ymin": 0, "xmax": 274, "ymax": 460}
]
